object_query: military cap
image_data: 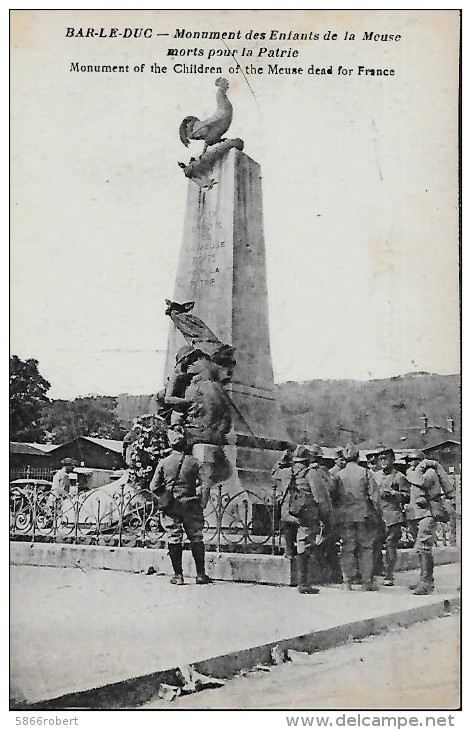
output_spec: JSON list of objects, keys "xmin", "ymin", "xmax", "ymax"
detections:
[
  {"xmin": 365, "ymin": 448, "xmax": 380, "ymax": 458},
  {"xmin": 292, "ymin": 444, "xmax": 312, "ymax": 462},
  {"xmin": 61, "ymin": 458, "xmax": 77, "ymax": 466},
  {"xmin": 344, "ymin": 443, "xmax": 359, "ymax": 461},
  {"xmin": 405, "ymin": 449, "xmax": 426, "ymax": 462},
  {"xmin": 376, "ymin": 447, "xmax": 395, "ymax": 458}
]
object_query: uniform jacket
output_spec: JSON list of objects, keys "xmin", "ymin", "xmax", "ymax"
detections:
[
  {"xmin": 280, "ymin": 463, "xmax": 333, "ymax": 527},
  {"xmin": 376, "ymin": 468, "xmax": 409, "ymax": 527},
  {"xmin": 336, "ymin": 462, "xmax": 381, "ymax": 524},
  {"xmin": 406, "ymin": 462, "xmax": 453, "ymax": 521},
  {"xmin": 329, "ymin": 465, "xmax": 344, "ymax": 509},
  {"xmin": 51, "ymin": 468, "xmax": 71, "ymax": 498},
  {"xmin": 150, "ymin": 449, "xmax": 201, "ymax": 501}
]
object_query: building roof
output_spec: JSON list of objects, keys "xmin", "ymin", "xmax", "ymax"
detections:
[
  {"xmin": 9, "ymin": 442, "xmax": 50, "ymax": 456},
  {"xmin": 359, "ymin": 426, "xmax": 460, "ymax": 452},
  {"xmin": 25, "ymin": 442, "xmax": 57, "ymax": 453},
  {"xmin": 81, "ymin": 437, "xmax": 124, "ymax": 453},
  {"xmin": 47, "ymin": 436, "xmax": 124, "ymax": 454}
]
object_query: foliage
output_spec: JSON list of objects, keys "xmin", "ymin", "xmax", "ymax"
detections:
[
  {"xmin": 10, "ymin": 356, "xmax": 51, "ymax": 442},
  {"xmin": 276, "ymin": 373, "xmax": 460, "ymax": 446},
  {"xmin": 114, "ymin": 373, "xmax": 460, "ymax": 448},
  {"xmin": 40, "ymin": 396, "xmax": 127, "ymax": 444},
  {"xmin": 125, "ymin": 414, "xmax": 170, "ymax": 488}
]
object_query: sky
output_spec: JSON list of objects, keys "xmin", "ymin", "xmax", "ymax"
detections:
[{"xmin": 10, "ymin": 8, "xmax": 460, "ymax": 400}]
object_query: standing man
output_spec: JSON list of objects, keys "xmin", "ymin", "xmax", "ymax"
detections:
[
  {"xmin": 405, "ymin": 450, "xmax": 455, "ymax": 595},
  {"xmin": 273, "ymin": 449, "xmax": 297, "ymax": 559},
  {"xmin": 365, "ymin": 448, "xmax": 386, "ymax": 579},
  {"xmin": 281, "ymin": 445, "xmax": 333, "ymax": 594},
  {"xmin": 51, "ymin": 457, "xmax": 76, "ymax": 498},
  {"xmin": 375, "ymin": 447, "xmax": 409, "ymax": 586},
  {"xmin": 330, "ymin": 448, "xmax": 347, "ymax": 480},
  {"xmin": 47, "ymin": 457, "xmax": 77, "ymax": 518},
  {"xmin": 149, "ymin": 430, "xmax": 212, "ymax": 585},
  {"xmin": 327, "ymin": 447, "xmax": 347, "ymax": 583},
  {"xmin": 309, "ymin": 445, "xmax": 340, "ymax": 583},
  {"xmin": 337, "ymin": 444, "xmax": 381, "ymax": 591}
]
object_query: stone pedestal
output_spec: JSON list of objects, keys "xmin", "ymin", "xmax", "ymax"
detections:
[
  {"xmin": 166, "ymin": 148, "xmax": 288, "ymax": 444},
  {"xmin": 167, "ymin": 148, "xmax": 291, "ymax": 503}
]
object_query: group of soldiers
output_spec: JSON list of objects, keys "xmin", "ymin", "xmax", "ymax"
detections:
[
  {"xmin": 46, "ymin": 436, "xmax": 455, "ymax": 595},
  {"xmin": 272, "ymin": 443, "xmax": 456, "ymax": 595}
]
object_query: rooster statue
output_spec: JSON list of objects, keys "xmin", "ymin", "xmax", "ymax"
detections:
[{"xmin": 179, "ymin": 77, "xmax": 233, "ymax": 154}]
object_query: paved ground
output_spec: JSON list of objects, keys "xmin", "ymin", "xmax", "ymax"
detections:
[
  {"xmin": 10, "ymin": 562, "xmax": 460, "ymax": 707},
  {"xmin": 141, "ymin": 613, "xmax": 461, "ymax": 710}
]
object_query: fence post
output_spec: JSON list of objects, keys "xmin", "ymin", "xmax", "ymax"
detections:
[
  {"xmin": 271, "ymin": 486, "xmax": 277, "ymax": 555},
  {"xmin": 31, "ymin": 484, "xmax": 38, "ymax": 544},
  {"xmin": 216, "ymin": 485, "xmax": 222, "ymax": 554},
  {"xmin": 73, "ymin": 494, "xmax": 80, "ymax": 545},
  {"xmin": 95, "ymin": 499, "xmax": 101, "ymax": 545},
  {"xmin": 243, "ymin": 498, "xmax": 249, "ymax": 553},
  {"xmin": 52, "ymin": 498, "xmax": 58, "ymax": 541},
  {"xmin": 117, "ymin": 485, "xmax": 125, "ymax": 548}
]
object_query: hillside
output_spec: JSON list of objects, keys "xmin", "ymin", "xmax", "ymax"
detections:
[{"xmin": 114, "ymin": 372, "xmax": 460, "ymax": 446}]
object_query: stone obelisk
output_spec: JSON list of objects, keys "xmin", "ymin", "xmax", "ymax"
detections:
[{"xmin": 165, "ymin": 146, "xmax": 288, "ymax": 445}]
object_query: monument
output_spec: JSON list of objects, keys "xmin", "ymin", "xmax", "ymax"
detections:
[{"xmin": 164, "ymin": 78, "xmax": 290, "ymax": 497}]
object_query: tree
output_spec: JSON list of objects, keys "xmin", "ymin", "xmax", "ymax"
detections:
[
  {"xmin": 40, "ymin": 396, "xmax": 127, "ymax": 444},
  {"xmin": 10, "ymin": 355, "xmax": 51, "ymax": 442}
]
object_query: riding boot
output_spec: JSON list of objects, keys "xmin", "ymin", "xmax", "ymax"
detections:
[
  {"xmin": 384, "ymin": 543, "xmax": 397, "ymax": 586},
  {"xmin": 283, "ymin": 523, "xmax": 298, "ymax": 559},
  {"xmin": 296, "ymin": 552, "xmax": 319, "ymax": 594},
  {"xmin": 412, "ymin": 553, "xmax": 434, "ymax": 595},
  {"xmin": 168, "ymin": 543, "xmax": 184, "ymax": 585},
  {"xmin": 191, "ymin": 542, "xmax": 213, "ymax": 584}
]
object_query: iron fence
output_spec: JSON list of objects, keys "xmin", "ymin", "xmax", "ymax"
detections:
[
  {"xmin": 10, "ymin": 466, "xmax": 55, "ymax": 482},
  {"xmin": 9, "ymin": 482, "xmax": 285, "ymax": 553},
  {"xmin": 9, "ymin": 482, "xmax": 456, "ymax": 553}
]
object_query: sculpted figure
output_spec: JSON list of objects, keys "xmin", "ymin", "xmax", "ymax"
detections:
[
  {"xmin": 163, "ymin": 301, "xmax": 235, "ymax": 446},
  {"xmin": 179, "ymin": 78, "xmax": 233, "ymax": 154}
]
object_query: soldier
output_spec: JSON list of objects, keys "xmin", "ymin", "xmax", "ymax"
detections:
[
  {"xmin": 337, "ymin": 443, "xmax": 381, "ymax": 591},
  {"xmin": 375, "ymin": 447, "xmax": 409, "ymax": 585},
  {"xmin": 149, "ymin": 429, "xmax": 212, "ymax": 586},
  {"xmin": 45, "ymin": 458, "xmax": 77, "ymax": 523},
  {"xmin": 309, "ymin": 445, "xmax": 340, "ymax": 583},
  {"xmin": 327, "ymin": 448, "xmax": 347, "ymax": 581},
  {"xmin": 272, "ymin": 449, "xmax": 297, "ymax": 559},
  {"xmin": 51, "ymin": 457, "xmax": 76, "ymax": 498},
  {"xmin": 281, "ymin": 445, "xmax": 333, "ymax": 594},
  {"xmin": 365, "ymin": 448, "xmax": 386, "ymax": 578},
  {"xmin": 330, "ymin": 448, "xmax": 347, "ymax": 478},
  {"xmin": 405, "ymin": 450, "xmax": 455, "ymax": 595}
]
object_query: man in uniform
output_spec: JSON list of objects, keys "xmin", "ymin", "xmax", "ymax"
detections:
[
  {"xmin": 51, "ymin": 458, "xmax": 76, "ymax": 497},
  {"xmin": 47, "ymin": 458, "xmax": 77, "ymax": 518},
  {"xmin": 405, "ymin": 450, "xmax": 455, "ymax": 595},
  {"xmin": 309, "ymin": 444, "xmax": 341, "ymax": 583},
  {"xmin": 337, "ymin": 443, "xmax": 381, "ymax": 591},
  {"xmin": 149, "ymin": 430, "xmax": 212, "ymax": 585},
  {"xmin": 375, "ymin": 447, "xmax": 409, "ymax": 585},
  {"xmin": 365, "ymin": 448, "xmax": 386, "ymax": 578},
  {"xmin": 272, "ymin": 449, "xmax": 297, "ymax": 558},
  {"xmin": 281, "ymin": 444, "xmax": 333, "ymax": 594}
]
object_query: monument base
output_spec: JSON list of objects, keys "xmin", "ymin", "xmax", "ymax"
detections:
[{"xmin": 192, "ymin": 441, "xmax": 288, "ymax": 499}]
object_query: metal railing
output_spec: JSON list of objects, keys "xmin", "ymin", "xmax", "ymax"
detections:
[
  {"xmin": 9, "ymin": 483, "xmax": 456, "ymax": 553},
  {"xmin": 9, "ymin": 483, "xmax": 284, "ymax": 553}
]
